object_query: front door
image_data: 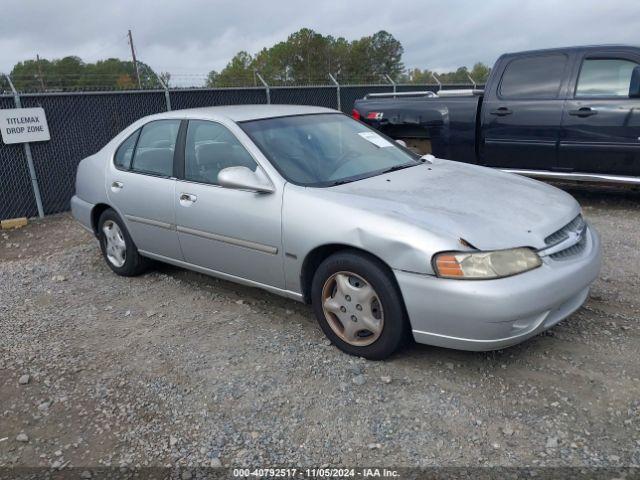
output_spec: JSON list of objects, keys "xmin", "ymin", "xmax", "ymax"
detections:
[
  {"xmin": 174, "ymin": 119, "xmax": 284, "ymax": 288},
  {"xmin": 481, "ymin": 52, "xmax": 571, "ymax": 170},
  {"xmin": 107, "ymin": 119, "xmax": 183, "ymax": 260},
  {"xmin": 559, "ymin": 52, "xmax": 640, "ymax": 175}
]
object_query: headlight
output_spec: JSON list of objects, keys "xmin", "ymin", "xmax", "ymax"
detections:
[{"xmin": 433, "ymin": 248, "xmax": 542, "ymax": 279}]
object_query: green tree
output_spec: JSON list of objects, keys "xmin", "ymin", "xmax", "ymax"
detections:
[
  {"xmin": 136, "ymin": 61, "xmax": 161, "ymax": 89},
  {"xmin": 438, "ymin": 66, "xmax": 470, "ymax": 84},
  {"xmin": 9, "ymin": 56, "xmax": 161, "ymax": 91},
  {"xmin": 286, "ymin": 28, "xmax": 332, "ymax": 83},
  {"xmin": 344, "ymin": 37, "xmax": 373, "ymax": 81},
  {"xmin": 401, "ymin": 62, "xmax": 491, "ymax": 86},
  {"xmin": 369, "ymin": 30, "xmax": 404, "ymax": 78},
  {"xmin": 205, "ymin": 70, "xmax": 219, "ymax": 87},
  {"xmin": 205, "ymin": 28, "xmax": 406, "ymax": 86},
  {"xmin": 11, "ymin": 56, "xmax": 83, "ymax": 91},
  {"xmin": 400, "ymin": 67, "xmax": 434, "ymax": 84},
  {"xmin": 252, "ymin": 42, "xmax": 296, "ymax": 83},
  {"xmin": 470, "ymin": 62, "xmax": 491, "ymax": 83},
  {"xmin": 328, "ymin": 36, "xmax": 351, "ymax": 78},
  {"xmin": 211, "ymin": 51, "xmax": 254, "ymax": 87}
]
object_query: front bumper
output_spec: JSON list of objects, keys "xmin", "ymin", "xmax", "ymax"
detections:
[{"xmin": 395, "ymin": 226, "xmax": 602, "ymax": 351}]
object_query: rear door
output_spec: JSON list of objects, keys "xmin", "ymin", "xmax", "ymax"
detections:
[
  {"xmin": 480, "ymin": 53, "xmax": 571, "ymax": 170},
  {"xmin": 559, "ymin": 51, "xmax": 640, "ymax": 175},
  {"xmin": 107, "ymin": 119, "xmax": 183, "ymax": 260}
]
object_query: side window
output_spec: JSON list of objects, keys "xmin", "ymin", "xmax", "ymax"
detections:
[
  {"xmin": 499, "ymin": 54, "xmax": 567, "ymax": 99},
  {"xmin": 184, "ymin": 120, "xmax": 257, "ymax": 185},
  {"xmin": 130, "ymin": 120, "xmax": 181, "ymax": 176},
  {"xmin": 576, "ymin": 58, "xmax": 638, "ymax": 97},
  {"xmin": 114, "ymin": 129, "xmax": 140, "ymax": 170}
]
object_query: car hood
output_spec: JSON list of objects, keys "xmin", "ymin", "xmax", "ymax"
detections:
[{"xmin": 327, "ymin": 160, "xmax": 580, "ymax": 251}]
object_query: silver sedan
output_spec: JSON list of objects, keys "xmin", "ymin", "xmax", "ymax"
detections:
[{"xmin": 71, "ymin": 105, "xmax": 602, "ymax": 359}]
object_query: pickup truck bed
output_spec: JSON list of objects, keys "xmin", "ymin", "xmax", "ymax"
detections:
[
  {"xmin": 354, "ymin": 93, "xmax": 481, "ymax": 164},
  {"xmin": 354, "ymin": 45, "xmax": 640, "ymax": 184}
]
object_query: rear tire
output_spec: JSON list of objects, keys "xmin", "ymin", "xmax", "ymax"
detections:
[
  {"xmin": 311, "ymin": 250, "xmax": 408, "ymax": 360},
  {"xmin": 97, "ymin": 208, "xmax": 149, "ymax": 277}
]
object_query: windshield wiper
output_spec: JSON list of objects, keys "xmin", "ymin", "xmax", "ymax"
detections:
[
  {"xmin": 327, "ymin": 163, "xmax": 418, "ymax": 187},
  {"xmin": 379, "ymin": 163, "xmax": 417, "ymax": 174},
  {"xmin": 328, "ymin": 179, "xmax": 352, "ymax": 186}
]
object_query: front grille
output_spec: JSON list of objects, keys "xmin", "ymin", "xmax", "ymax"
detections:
[
  {"xmin": 544, "ymin": 214, "xmax": 585, "ymax": 246},
  {"xmin": 543, "ymin": 214, "xmax": 588, "ymax": 260},
  {"xmin": 549, "ymin": 233, "xmax": 587, "ymax": 260}
]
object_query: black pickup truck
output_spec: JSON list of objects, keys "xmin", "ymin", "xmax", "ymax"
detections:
[{"xmin": 353, "ymin": 45, "xmax": 640, "ymax": 184}]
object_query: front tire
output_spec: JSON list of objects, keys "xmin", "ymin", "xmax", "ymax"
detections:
[
  {"xmin": 311, "ymin": 250, "xmax": 408, "ymax": 360},
  {"xmin": 97, "ymin": 208, "xmax": 148, "ymax": 277}
]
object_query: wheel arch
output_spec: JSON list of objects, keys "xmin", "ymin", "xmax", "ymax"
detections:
[
  {"xmin": 91, "ymin": 203, "xmax": 113, "ymax": 235},
  {"xmin": 299, "ymin": 243, "xmax": 398, "ymax": 304}
]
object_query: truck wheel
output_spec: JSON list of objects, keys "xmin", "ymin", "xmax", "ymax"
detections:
[
  {"xmin": 97, "ymin": 208, "xmax": 149, "ymax": 277},
  {"xmin": 311, "ymin": 250, "xmax": 408, "ymax": 360}
]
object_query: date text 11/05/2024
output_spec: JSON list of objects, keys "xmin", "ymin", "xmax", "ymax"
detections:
[{"xmin": 232, "ymin": 468, "xmax": 400, "ymax": 477}]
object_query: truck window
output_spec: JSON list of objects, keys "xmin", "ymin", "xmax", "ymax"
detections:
[
  {"xmin": 575, "ymin": 58, "xmax": 638, "ymax": 97},
  {"xmin": 499, "ymin": 54, "xmax": 567, "ymax": 99}
]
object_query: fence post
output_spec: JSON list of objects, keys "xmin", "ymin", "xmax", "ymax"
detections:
[
  {"xmin": 466, "ymin": 72, "xmax": 477, "ymax": 89},
  {"xmin": 5, "ymin": 74, "xmax": 45, "ymax": 219},
  {"xmin": 430, "ymin": 72, "xmax": 442, "ymax": 92},
  {"xmin": 255, "ymin": 72, "xmax": 270, "ymax": 104},
  {"xmin": 384, "ymin": 74, "xmax": 397, "ymax": 96},
  {"xmin": 328, "ymin": 73, "xmax": 341, "ymax": 111},
  {"xmin": 155, "ymin": 73, "xmax": 172, "ymax": 111}
]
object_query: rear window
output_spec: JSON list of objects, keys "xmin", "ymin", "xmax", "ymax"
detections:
[
  {"xmin": 499, "ymin": 54, "xmax": 567, "ymax": 99},
  {"xmin": 130, "ymin": 120, "xmax": 180, "ymax": 177},
  {"xmin": 114, "ymin": 129, "xmax": 140, "ymax": 170},
  {"xmin": 576, "ymin": 58, "xmax": 638, "ymax": 97}
]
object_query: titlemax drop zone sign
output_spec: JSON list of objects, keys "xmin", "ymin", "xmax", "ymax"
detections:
[{"xmin": 0, "ymin": 108, "xmax": 50, "ymax": 144}]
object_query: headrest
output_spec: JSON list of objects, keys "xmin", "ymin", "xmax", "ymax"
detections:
[{"xmin": 196, "ymin": 142, "xmax": 234, "ymax": 166}]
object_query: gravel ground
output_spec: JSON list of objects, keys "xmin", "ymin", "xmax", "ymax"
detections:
[{"xmin": 1, "ymin": 184, "xmax": 639, "ymax": 470}]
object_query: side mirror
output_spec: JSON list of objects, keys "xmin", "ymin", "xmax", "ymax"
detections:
[
  {"xmin": 217, "ymin": 166, "xmax": 275, "ymax": 193},
  {"xmin": 420, "ymin": 154, "xmax": 435, "ymax": 164},
  {"xmin": 630, "ymin": 66, "xmax": 640, "ymax": 98}
]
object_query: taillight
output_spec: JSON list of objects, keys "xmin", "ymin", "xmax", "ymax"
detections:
[
  {"xmin": 366, "ymin": 112, "xmax": 383, "ymax": 120},
  {"xmin": 351, "ymin": 108, "xmax": 361, "ymax": 120}
]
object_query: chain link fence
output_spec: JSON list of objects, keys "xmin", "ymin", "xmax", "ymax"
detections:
[
  {"xmin": 19, "ymin": 91, "xmax": 167, "ymax": 215},
  {"xmin": 0, "ymin": 95, "xmax": 38, "ymax": 220},
  {"xmin": 271, "ymin": 86, "xmax": 338, "ymax": 109},
  {"xmin": 0, "ymin": 79, "xmax": 480, "ymax": 221},
  {"xmin": 169, "ymin": 88, "xmax": 268, "ymax": 110}
]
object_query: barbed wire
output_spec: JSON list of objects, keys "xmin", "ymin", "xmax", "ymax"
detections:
[{"xmin": 0, "ymin": 71, "xmax": 481, "ymax": 94}]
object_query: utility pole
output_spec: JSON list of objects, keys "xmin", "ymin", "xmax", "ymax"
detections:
[
  {"xmin": 128, "ymin": 29, "xmax": 142, "ymax": 89},
  {"xmin": 36, "ymin": 54, "xmax": 46, "ymax": 92}
]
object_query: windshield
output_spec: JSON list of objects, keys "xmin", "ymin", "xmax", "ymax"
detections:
[{"xmin": 239, "ymin": 113, "xmax": 418, "ymax": 186}]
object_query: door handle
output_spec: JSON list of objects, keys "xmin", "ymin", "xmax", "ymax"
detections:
[
  {"xmin": 111, "ymin": 181, "xmax": 123, "ymax": 191},
  {"xmin": 568, "ymin": 107, "xmax": 597, "ymax": 117},
  {"xmin": 489, "ymin": 107, "xmax": 513, "ymax": 116},
  {"xmin": 179, "ymin": 193, "xmax": 197, "ymax": 205}
]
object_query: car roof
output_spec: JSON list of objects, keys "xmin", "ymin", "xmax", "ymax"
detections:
[
  {"xmin": 501, "ymin": 44, "xmax": 640, "ymax": 58},
  {"xmin": 148, "ymin": 104, "xmax": 338, "ymax": 123}
]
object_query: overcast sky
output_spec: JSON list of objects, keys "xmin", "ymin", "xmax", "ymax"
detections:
[{"xmin": 2, "ymin": 0, "xmax": 638, "ymax": 82}]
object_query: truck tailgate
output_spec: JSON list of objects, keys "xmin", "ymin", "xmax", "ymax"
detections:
[{"xmin": 353, "ymin": 96, "xmax": 481, "ymax": 162}]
